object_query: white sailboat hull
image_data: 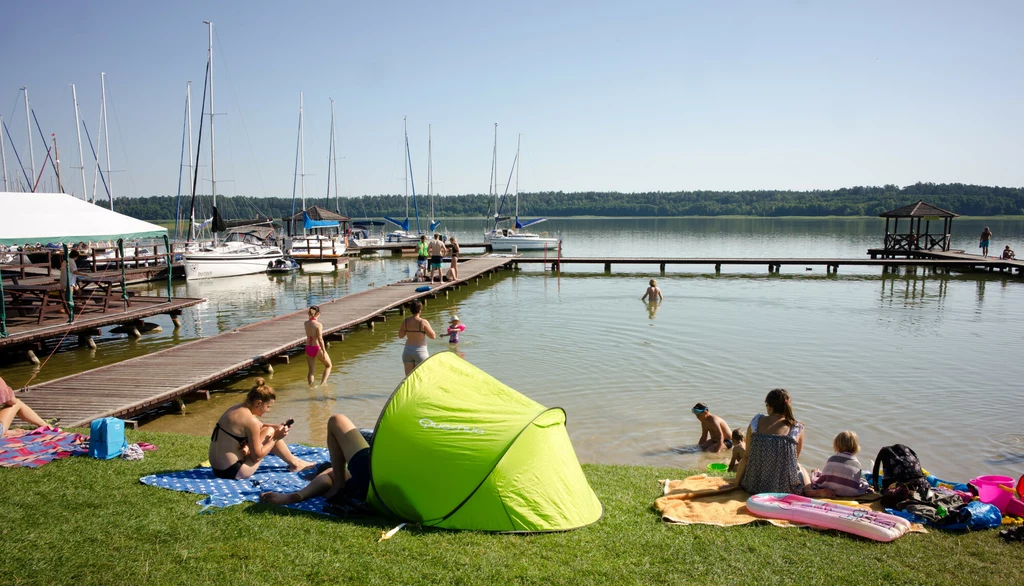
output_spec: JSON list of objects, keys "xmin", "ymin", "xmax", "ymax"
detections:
[
  {"xmin": 485, "ymin": 232, "xmax": 559, "ymax": 251},
  {"xmin": 288, "ymin": 235, "xmax": 347, "ymax": 259},
  {"xmin": 183, "ymin": 246, "xmax": 284, "ymax": 280}
]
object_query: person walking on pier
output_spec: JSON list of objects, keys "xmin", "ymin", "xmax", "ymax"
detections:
[
  {"xmin": 398, "ymin": 300, "xmax": 436, "ymax": 375},
  {"xmin": 304, "ymin": 306, "xmax": 332, "ymax": 386},
  {"xmin": 416, "ymin": 235, "xmax": 429, "ymax": 280},
  {"xmin": 208, "ymin": 378, "xmax": 313, "ymax": 480},
  {"xmin": 980, "ymin": 227, "xmax": 992, "ymax": 257}
]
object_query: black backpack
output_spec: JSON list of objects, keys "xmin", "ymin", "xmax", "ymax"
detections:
[{"xmin": 871, "ymin": 444, "xmax": 925, "ymax": 492}]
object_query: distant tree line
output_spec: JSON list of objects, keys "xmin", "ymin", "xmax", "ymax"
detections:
[{"xmin": 100, "ymin": 182, "xmax": 1024, "ymax": 221}]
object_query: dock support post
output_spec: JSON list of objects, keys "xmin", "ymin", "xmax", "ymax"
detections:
[
  {"xmin": 604, "ymin": 263, "xmax": 611, "ymax": 273},
  {"xmin": 261, "ymin": 362, "xmax": 274, "ymax": 374},
  {"xmin": 660, "ymin": 263, "xmax": 666, "ymax": 275},
  {"xmin": 768, "ymin": 264, "xmax": 774, "ymax": 274},
  {"xmin": 169, "ymin": 310, "xmax": 182, "ymax": 329},
  {"xmin": 78, "ymin": 334, "xmax": 96, "ymax": 350},
  {"xmin": 715, "ymin": 264, "xmax": 721, "ymax": 274},
  {"xmin": 26, "ymin": 348, "xmax": 40, "ymax": 365},
  {"xmin": 163, "ymin": 235, "xmax": 174, "ymax": 302}
]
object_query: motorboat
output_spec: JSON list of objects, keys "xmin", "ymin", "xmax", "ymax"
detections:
[
  {"xmin": 266, "ymin": 257, "xmax": 300, "ymax": 274},
  {"xmin": 183, "ymin": 231, "xmax": 283, "ymax": 280}
]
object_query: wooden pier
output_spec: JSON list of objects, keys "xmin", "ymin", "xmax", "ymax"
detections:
[
  {"xmin": 13, "ymin": 255, "xmax": 512, "ymax": 427},
  {"xmin": 348, "ymin": 241, "xmax": 492, "ymax": 255},
  {"xmin": 511, "ymin": 256, "xmax": 1013, "ymax": 276}
]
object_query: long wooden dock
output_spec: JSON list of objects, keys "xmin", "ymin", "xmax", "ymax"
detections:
[
  {"xmin": 511, "ymin": 256, "xmax": 1012, "ymax": 275},
  {"xmin": 13, "ymin": 255, "xmax": 512, "ymax": 427},
  {"xmin": 348, "ymin": 241, "xmax": 492, "ymax": 255}
]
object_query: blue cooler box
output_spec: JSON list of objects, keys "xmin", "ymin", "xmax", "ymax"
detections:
[{"xmin": 89, "ymin": 417, "xmax": 127, "ymax": 459}]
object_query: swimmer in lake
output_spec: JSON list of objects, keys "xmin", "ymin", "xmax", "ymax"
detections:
[
  {"xmin": 641, "ymin": 279, "xmax": 663, "ymax": 302},
  {"xmin": 692, "ymin": 402, "xmax": 731, "ymax": 453}
]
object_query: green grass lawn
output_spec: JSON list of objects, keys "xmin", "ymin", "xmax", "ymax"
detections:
[{"xmin": 1, "ymin": 430, "xmax": 1021, "ymax": 585}]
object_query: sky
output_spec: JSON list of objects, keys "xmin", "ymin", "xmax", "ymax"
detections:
[{"xmin": 2, "ymin": 0, "xmax": 1023, "ymax": 202}]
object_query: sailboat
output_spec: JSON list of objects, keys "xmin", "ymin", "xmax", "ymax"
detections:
[
  {"xmin": 183, "ymin": 21, "xmax": 283, "ymax": 280},
  {"xmin": 384, "ymin": 117, "xmax": 424, "ymax": 243},
  {"xmin": 286, "ymin": 93, "xmax": 348, "ymax": 263},
  {"xmin": 484, "ymin": 130, "xmax": 558, "ymax": 251}
]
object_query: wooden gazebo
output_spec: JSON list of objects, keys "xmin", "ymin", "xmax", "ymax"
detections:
[{"xmin": 879, "ymin": 200, "xmax": 958, "ymax": 253}]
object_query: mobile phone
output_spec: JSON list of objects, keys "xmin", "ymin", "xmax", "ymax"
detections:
[{"xmin": 285, "ymin": 418, "xmax": 295, "ymax": 427}]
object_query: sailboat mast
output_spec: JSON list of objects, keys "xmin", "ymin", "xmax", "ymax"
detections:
[
  {"xmin": 299, "ymin": 91, "xmax": 306, "ymax": 232},
  {"xmin": 186, "ymin": 81, "xmax": 195, "ymax": 239},
  {"xmin": 331, "ymin": 99, "xmax": 340, "ymax": 213},
  {"xmin": 515, "ymin": 133, "xmax": 521, "ymax": 220},
  {"xmin": 403, "ymin": 116, "xmax": 409, "ymax": 220},
  {"xmin": 72, "ymin": 84, "xmax": 87, "ymax": 200},
  {"xmin": 101, "ymin": 73, "xmax": 113, "ymax": 208},
  {"xmin": 203, "ymin": 20, "xmax": 218, "ymax": 244},
  {"xmin": 22, "ymin": 88, "xmax": 35, "ymax": 192},
  {"xmin": 0, "ymin": 116, "xmax": 8, "ymax": 191},
  {"xmin": 428, "ymin": 124, "xmax": 433, "ymax": 226},
  {"xmin": 491, "ymin": 123, "xmax": 498, "ymax": 225},
  {"xmin": 52, "ymin": 135, "xmax": 63, "ymax": 193}
]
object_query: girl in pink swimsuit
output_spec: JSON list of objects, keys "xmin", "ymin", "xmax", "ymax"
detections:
[{"xmin": 304, "ymin": 306, "xmax": 332, "ymax": 386}]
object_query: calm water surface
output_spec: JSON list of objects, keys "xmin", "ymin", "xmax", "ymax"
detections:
[{"xmin": 3, "ymin": 218, "xmax": 1023, "ymax": 480}]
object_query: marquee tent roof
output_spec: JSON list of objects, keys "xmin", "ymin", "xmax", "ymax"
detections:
[{"xmin": 0, "ymin": 192, "xmax": 167, "ymax": 246}]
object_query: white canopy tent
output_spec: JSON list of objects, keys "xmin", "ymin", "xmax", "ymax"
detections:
[{"xmin": 0, "ymin": 192, "xmax": 166, "ymax": 246}]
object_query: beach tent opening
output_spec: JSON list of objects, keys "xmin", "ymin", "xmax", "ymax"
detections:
[
  {"xmin": 0, "ymin": 192, "xmax": 167, "ymax": 246},
  {"xmin": 368, "ymin": 352, "xmax": 603, "ymax": 532}
]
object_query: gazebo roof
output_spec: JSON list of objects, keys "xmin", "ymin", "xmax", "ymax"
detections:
[
  {"xmin": 286, "ymin": 205, "xmax": 350, "ymax": 222},
  {"xmin": 878, "ymin": 200, "xmax": 959, "ymax": 219}
]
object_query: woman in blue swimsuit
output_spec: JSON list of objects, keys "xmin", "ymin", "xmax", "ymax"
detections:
[{"xmin": 208, "ymin": 378, "xmax": 313, "ymax": 480}]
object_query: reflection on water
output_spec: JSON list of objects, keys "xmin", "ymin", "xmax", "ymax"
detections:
[{"xmin": 2, "ymin": 218, "xmax": 1023, "ymax": 480}]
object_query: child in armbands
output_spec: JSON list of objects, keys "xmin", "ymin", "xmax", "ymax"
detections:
[
  {"xmin": 805, "ymin": 430, "xmax": 873, "ymax": 498},
  {"xmin": 446, "ymin": 316, "xmax": 466, "ymax": 344}
]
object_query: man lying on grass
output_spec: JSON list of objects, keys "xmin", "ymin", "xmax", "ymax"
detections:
[{"xmin": 259, "ymin": 413, "xmax": 369, "ymax": 507}]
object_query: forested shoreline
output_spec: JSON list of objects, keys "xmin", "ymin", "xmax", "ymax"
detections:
[{"xmin": 102, "ymin": 182, "xmax": 1024, "ymax": 221}]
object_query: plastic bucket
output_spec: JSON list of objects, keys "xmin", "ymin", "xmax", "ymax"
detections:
[
  {"xmin": 707, "ymin": 462, "xmax": 729, "ymax": 474},
  {"xmin": 970, "ymin": 475, "xmax": 1015, "ymax": 513}
]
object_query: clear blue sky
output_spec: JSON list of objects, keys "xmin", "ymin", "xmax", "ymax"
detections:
[{"xmin": 3, "ymin": 0, "xmax": 1022, "ymax": 201}]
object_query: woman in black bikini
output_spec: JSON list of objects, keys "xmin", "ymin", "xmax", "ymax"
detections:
[{"xmin": 208, "ymin": 378, "xmax": 313, "ymax": 480}]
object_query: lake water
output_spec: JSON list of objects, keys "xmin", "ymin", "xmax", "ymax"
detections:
[{"xmin": 3, "ymin": 217, "xmax": 1023, "ymax": 480}]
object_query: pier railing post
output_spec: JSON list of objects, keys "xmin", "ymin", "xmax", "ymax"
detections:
[
  {"xmin": 63, "ymin": 243, "xmax": 75, "ymax": 324},
  {"xmin": 117, "ymin": 239, "xmax": 129, "ymax": 309},
  {"xmin": 0, "ymin": 268, "xmax": 7, "ymax": 337},
  {"xmin": 163, "ymin": 235, "xmax": 173, "ymax": 302}
]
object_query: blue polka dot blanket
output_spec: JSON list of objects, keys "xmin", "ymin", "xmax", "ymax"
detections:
[{"xmin": 140, "ymin": 444, "xmax": 331, "ymax": 515}]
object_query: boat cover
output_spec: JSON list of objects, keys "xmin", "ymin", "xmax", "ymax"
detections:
[{"xmin": 0, "ymin": 192, "xmax": 166, "ymax": 246}]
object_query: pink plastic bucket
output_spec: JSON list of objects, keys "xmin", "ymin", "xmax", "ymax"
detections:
[{"xmin": 971, "ymin": 476, "xmax": 1015, "ymax": 513}]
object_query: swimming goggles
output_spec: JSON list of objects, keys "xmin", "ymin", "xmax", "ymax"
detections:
[{"xmin": 691, "ymin": 407, "xmax": 707, "ymax": 414}]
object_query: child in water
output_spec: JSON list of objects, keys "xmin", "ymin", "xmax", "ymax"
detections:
[
  {"xmin": 805, "ymin": 430, "xmax": 873, "ymax": 498},
  {"xmin": 641, "ymin": 279, "xmax": 664, "ymax": 302},
  {"xmin": 692, "ymin": 403, "xmax": 731, "ymax": 452},
  {"xmin": 446, "ymin": 316, "xmax": 466, "ymax": 344},
  {"xmin": 727, "ymin": 428, "xmax": 745, "ymax": 472}
]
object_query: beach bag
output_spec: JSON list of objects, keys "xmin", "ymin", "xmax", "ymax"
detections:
[
  {"xmin": 89, "ymin": 417, "xmax": 128, "ymax": 460},
  {"xmin": 871, "ymin": 444, "xmax": 925, "ymax": 492}
]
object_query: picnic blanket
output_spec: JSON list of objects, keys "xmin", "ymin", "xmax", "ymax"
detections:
[
  {"xmin": 0, "ymin": 426, "xmax": 88, "ymax": 468},
  {"xmin": 140, "ymin": 444, "xmax": 332, "ymax": 515},
  {"xmin": 655, "ymin": 475, "xmax": 925, "ymax": 532}
]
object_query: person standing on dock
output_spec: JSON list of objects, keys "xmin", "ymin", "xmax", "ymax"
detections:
[
  {"xmin": 980, "ymin": 227, "xmax": 992, "ymax": 257},
  {"xmin": 429, "ymin": 234, "xmax": 447, "ymax": 283},
  {"xmin": 641, "ymin": 279, "xmax": 664, "ymax": 302},
  {"xmin": 447, "ymin": 237, "xmax": 461, "ymax": 281},
  {"xmin": 304, "ymin": 306, "xmax": 332, "ymax": 386},
  {"xmin": 398, "ymin": 300, "xmax": 436, "ymax": 375},
  {"xmin": 416, "ymin": 235, "xmax": 429, "ymax": 280}
]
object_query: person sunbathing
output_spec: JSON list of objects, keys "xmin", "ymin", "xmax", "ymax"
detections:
[
  {"xmin": 0, "ymin": 377, "xmax": 48, "ymax": 437},
  {"xmin": 260, "ymin": 413, "xmax": 370, "ymax": 506},
  {"xmin": 208, "ymin": 378, "xmax": 312, "ymax": 480}
]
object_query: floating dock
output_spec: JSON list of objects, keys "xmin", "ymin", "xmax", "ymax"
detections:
[{"xmin": 14, "ymin": 255, "xmax": 511, "ymax": 427}]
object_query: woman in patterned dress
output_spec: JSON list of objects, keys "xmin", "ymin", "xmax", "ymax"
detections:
[{"xmin": 731, "ymin": 388, "xmax": 812, "ymax": 495}]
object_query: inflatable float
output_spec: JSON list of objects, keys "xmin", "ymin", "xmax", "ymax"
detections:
[{"xmin": 746, "ymin": 493, "xmax": 913, "ymax": 542}]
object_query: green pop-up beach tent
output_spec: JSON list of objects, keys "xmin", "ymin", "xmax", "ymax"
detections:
[{"xmin": 367, "ymin": 352, "xmax": 603, "ymax": 532}]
